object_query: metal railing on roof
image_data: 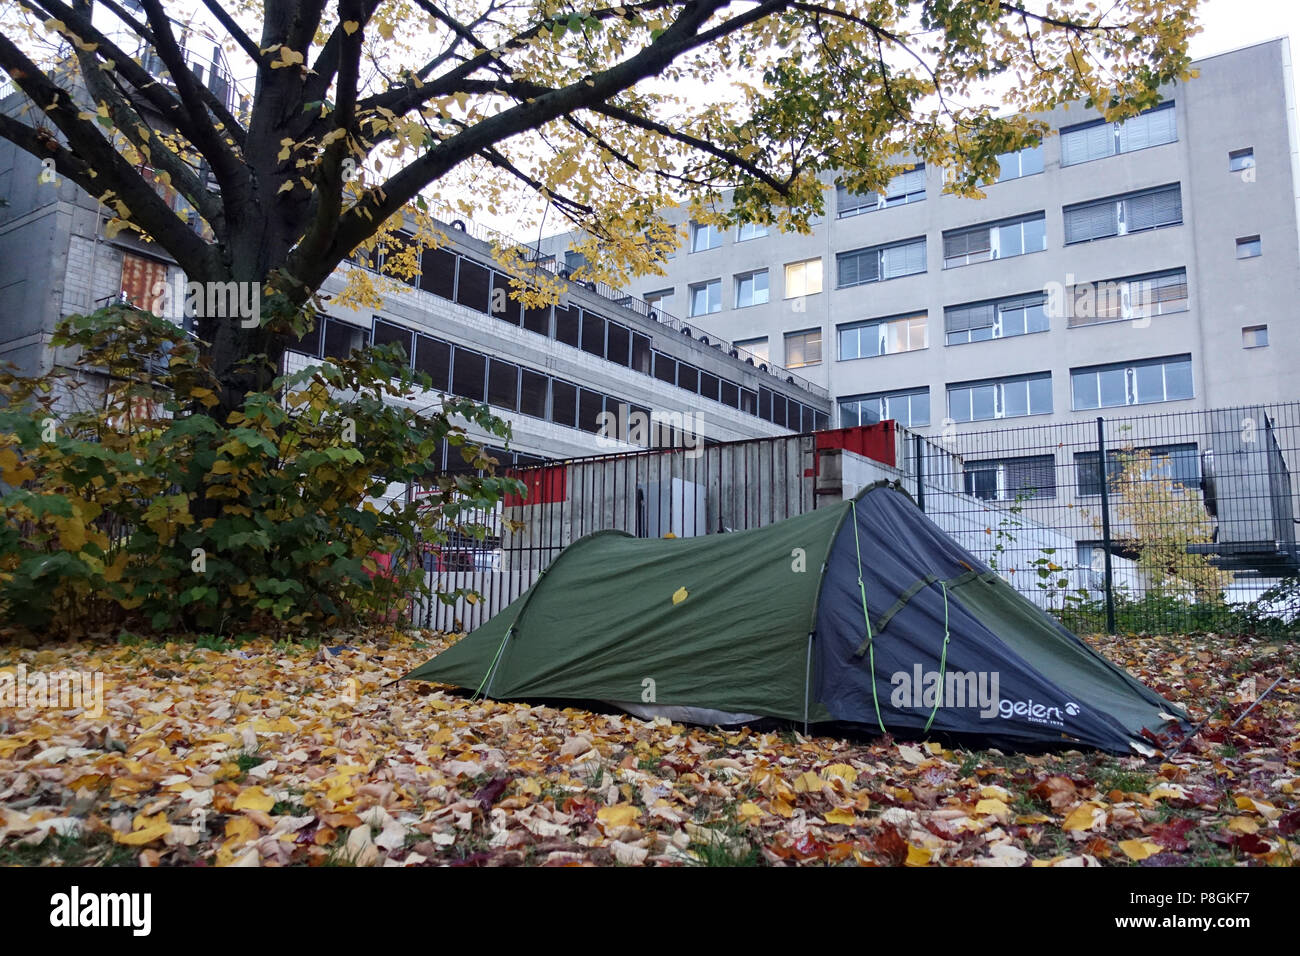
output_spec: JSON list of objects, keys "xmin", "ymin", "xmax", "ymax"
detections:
[{"xmin": 426, "ymin": 202, "xmax": 829, "ymax": 400}]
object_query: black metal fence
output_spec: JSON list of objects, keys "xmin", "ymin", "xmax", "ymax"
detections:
[
  {"xmin": 409, "ymin": 403, "xmax": 1300, "ymax": 637},
  {"xmin": 913, "ymin": 402, "xmax": 1300, "ymax": 634}
]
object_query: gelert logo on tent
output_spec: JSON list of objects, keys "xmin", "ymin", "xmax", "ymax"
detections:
[{"xmin": 997, "ymin": 696, "xmax": 1079, "ymax": 728}]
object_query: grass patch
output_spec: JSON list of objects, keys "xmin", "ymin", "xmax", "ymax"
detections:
[{"xmin": 0, "ymin": 830, "xmax": 136, "ymax": 867}]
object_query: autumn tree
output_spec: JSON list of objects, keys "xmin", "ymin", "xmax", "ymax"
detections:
[
  {"xmin": 0, "ymin": 0, "xmax": 1199, "ymax": 412},
  {"xmin": 1102, "ymin": 448, "xmax": 1230, "ymax": 603}
]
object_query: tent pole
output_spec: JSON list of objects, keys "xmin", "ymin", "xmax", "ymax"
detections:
[{"xmin": 803, "ymin": 633, "xmax": 813, "ymax": 736}]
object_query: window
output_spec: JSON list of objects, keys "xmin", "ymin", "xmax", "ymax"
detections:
[
  {"xmin": 689, "ymin": 279, "xmax": 721, "ymax": 316},
  {"xmin": 1243, "ymin": 325, "xmax": 1269, "ymax": 348},
  {"xmin": 1064, "ymin": 184, "xmax": 1182, "ymax": 244},
  {"xmin": 840, "ymin": 388, "xmax": 929, "ymax": 428},
  {"xmin": 963, "ymin": 455, "xmax": 1057, "ymax": 501},
  {"xmin": 520, "ymin": 369, "xmax": 548, "ymax": 418},
  {"xmin": 1075, "ymin": 444, "xmax": 1199, "ymax": 496},
  {"xmin": 736, "ymin": 336, "xmax": 769, "ymax": 363},
  {"xmin": 837, "ymin": 164, "xmax": 926, "ymax": 217},
  {"xmin": 735, "ymin": 270, "xmax": 770, "ymax": 308},
  {"xmin": 1229, "ymin": 147, "xmax": 1255, "ymax": 172},
  {"xmin": 488, "ymin": 358, "xmax": 520, "ymax": 411},
  {"xmin": 691, "ymin": 221, "xmax": 723, "ymax": 252},
  {"xmin": 837, "ymin": 237, "xmax": 926, "ymax": 287},
  {"xmin": 948, "ymin": 372, "xmax": 1052, "ymax": 422},
  {"xmin": 564, "ymin": 250, "xmax": 588, "ymax": 274},
  {"xmin": 323, "ymin": 319, "xmax": 366, "ymax": 359},
  {"xmin": 784, "ymin": 258, "xmax": 824, "ymax": 298},
  {"xmin": 1071, "ymin": 355, "xmax": 1193, "ymax": 409},
  {"xmin": 785, "ymin": 328, "xmax": 822, "ymax": 368},
  {"xmin": 1060, "ymin": 102, "xmax": 1176, "ymax": 165},
  {"xmin": 737, "ymin": 222, "xmax": 768, "ymax": 242},
  {"xmin": 990, "ymin": 145, "xmax": 1044, "ymax": 183},
  {"xmin": 942, "ymin": 213, "xmax": 1045, "ymax": 267},
  {"xmin": 839, "ymin": 312, "xmax": 927, "ymax": 360},
  {"xmin": 1236, "ymin": 235, "xmax": 1262, "ymax": 258},
  {"xmin": 645, "ymin": 288, "xmax": 673, "ymax": 316},
  {"xmin": 372, "ymin": 319, "xmax": 414, "ymax": 358},
  {"xmin": 451, "ymin": 346, "xmax": 487, "ymax": 402},
  {"xmin": 1065, "ymin": 268, "xmax": 1189, "ymax": 327},
  {"xmin": 945, "ymin": 293, "xmax": 1048, "ymax": 345}
]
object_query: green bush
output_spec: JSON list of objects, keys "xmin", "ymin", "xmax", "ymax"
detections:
[{"xmin": 0, "ymin": 306, "xmax": 521, "ymax": 639}]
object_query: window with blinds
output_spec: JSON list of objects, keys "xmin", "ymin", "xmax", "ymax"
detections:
[
  {"xmin": 837, "ymin": 165, "xmax": 926, "ymax": 217},
  {"xmin": 1064, "ymin": 184, "xmax": 1181, "ymax": 244},
  {"xmin": 1060, "ymin": 102, "xmax": 1176, "ymax": 166},
  {"xmin": 1067, "ymin": 269, "xmax": 1189, "ymax": 327},
  {"xmin": 945, "ymin": 293, "xmax": 1048, "ymax": 345},
  {"xmin": 839, "ymin": 388, "xmax": 930, "ymax": 428},
  {"xmin": 837, "ymin": 237, "xmax": 926, "ymax": 287},
  {"xmin": 1070, "ymin": 355, "xmax": 1194, "ymax": 409},
  {"xmin": 942, "ymin": 213, "xmax": 1044, "ymax": 267},
  {"xmin": 963, "ymin": 455, "xmax": 1057, "ymax": 501}
]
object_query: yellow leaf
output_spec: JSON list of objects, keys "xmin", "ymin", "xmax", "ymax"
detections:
[
  {"xmin": 975, "ymin": 798, "xmax": 1011, "ymax": 820},
  {"xmin": 823, "ymin": 808, "xmax": 856, "ymax": 825},
  {"xmin": 277, "ymin": 180, "xmax": 294, "ymax": 194},
  {"xmin": 114, "ymin": 822, "xmax": 172, "ymax": 845},
  {"xmin": 233, "ymin": 786, "xmax": 275, "ymax": 812},
  {"xmin": 1227, "ymin": 816, "xmax": 1259, "ymax": 834},
  {"xmin": 343, "ymin": 20, "xmax": 360, "ymax": 34},
  {"xmin": 770, "ymin": 797, "xmax": 794, "ymax": 818},
  {"xmin": 821, "ymin": 763, "xmax": 858, "ymax": 785},
  {"xmin": 671, "ymin": 586, "xmax": 688, "ymax": 605},
  {"xmin": 737, "ymin": 801, "xmax": 763, "ymax": 823},
  {"xmin": 596, "ymin": 805, "xmax": 639, "ymax": 828},
  {"xmin": 905, "ymin": 844, "xmax": 933, "ymax": 867},
  {"xmin": 224, "ymin": 816, "xmax": 258, "ymax": 846},
  {"xmin": 1118, "ymin": 839, "xmax": 1161, "ymax": 860},
  {"xmin": 516, "ymin": 777, "xmax": 541, "ymax": 797},
  {"xmin": 190, "ymin": 387, "xmax": 219, "ymax": 409},
  {"xmin": 792, "ymin": 771, "xmax": 823, "ymax": 793},
  {"xmin": 1062, "ymin": 802, "xmax": 1106, "ymax": 832}
]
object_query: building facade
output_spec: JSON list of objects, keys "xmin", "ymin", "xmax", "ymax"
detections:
[{"xmin": 538, "ymin": 39, "xmax": 1299, "ymax": 443}]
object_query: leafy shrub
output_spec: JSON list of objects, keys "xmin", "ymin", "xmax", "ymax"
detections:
[{"xmin": 0, "ymin": 307, "xmax": 521, "ymax": 638}]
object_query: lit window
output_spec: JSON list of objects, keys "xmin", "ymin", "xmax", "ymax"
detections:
[
  {"xmin": 784, "ymin": 328, "xmax": 822, "ymax": 368},
  {"xmin": 735, "ymin": 337, "xmax": 769, "ymax": 363},
  {"xmin": 784, "ymin": 259, "xmax": 823, "ymax": 298}
]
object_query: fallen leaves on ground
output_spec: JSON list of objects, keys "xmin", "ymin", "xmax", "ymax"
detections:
[{"xmin": 0, "ymin": 630, "xmax": 1296, "ymax": 866}]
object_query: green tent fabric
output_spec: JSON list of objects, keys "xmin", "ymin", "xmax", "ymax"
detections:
[{"xmin": 405, "ymin": 482, "xmax": 1188, "ymax": 753}]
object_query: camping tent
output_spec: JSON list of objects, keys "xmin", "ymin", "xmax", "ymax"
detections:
[{"xmin": 405, "ymin": 482, "xmax": 1186, "ymax": 753}]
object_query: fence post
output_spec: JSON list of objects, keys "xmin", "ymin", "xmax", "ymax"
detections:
[
  {"xmin": 913, "ymin": 432, "xmax": 925, "ymax": 512},
  {"xmin": 1095, "ymin": 416, "xmax": 1117, "ymax": 633}
]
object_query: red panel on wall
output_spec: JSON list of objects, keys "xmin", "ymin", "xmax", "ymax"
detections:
[
  {"xmin": 814, "ymin": 421, "xmax": 896, "ymax": 467},
  {"xmin": 504, "ymin": 465, "xmax": 568, "ymax": 507}
]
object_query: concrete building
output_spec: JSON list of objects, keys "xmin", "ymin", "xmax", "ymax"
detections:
[{"xmin": 538, "ymin": 38, "xmax": 1300, "ymax": 439}]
